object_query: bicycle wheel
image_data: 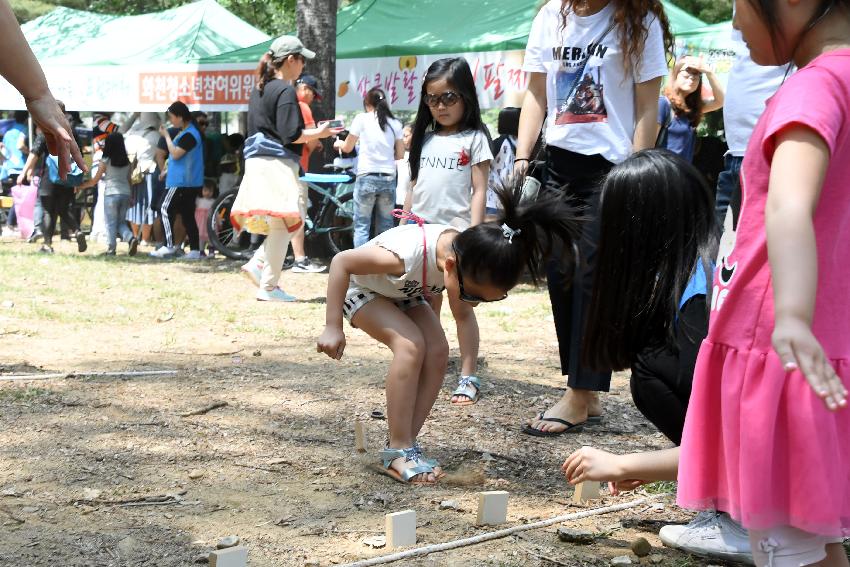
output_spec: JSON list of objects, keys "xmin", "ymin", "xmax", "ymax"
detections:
[
  {"xmin": 208, "ymin": 190, "xmax": 253, "ymax": 260},
  {"xmin": 318, "ymin": 192, "xmax": 354, "ymax": 257}
]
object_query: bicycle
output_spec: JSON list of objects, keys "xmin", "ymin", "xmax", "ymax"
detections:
[{"xmin": 208, "ymin": 165, "xmax": 356, "ymax": 261}]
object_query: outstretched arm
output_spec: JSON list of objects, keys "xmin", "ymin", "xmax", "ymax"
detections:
[
  {"xmin": 562, "ymin": 446, "xmax": 679, "ymax": 493},
  {"xmin": 767, "ymin": 125, "xmax": 847, "ymax": 411},
  {"xmin": 317, "ymin": 246, "xmax": 406, "ymax": 360},
  {"xmin": 0, "ymin": 0, "xmax": 85, "ymax": 176}
]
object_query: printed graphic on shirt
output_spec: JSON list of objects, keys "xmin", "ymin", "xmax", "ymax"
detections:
[
  {"xmin": 712, "ymin": 168, "xmax": 744, "ymax": 312},
  {"xmin": 554, "ymin": 43, "xmax": 609, "ymax": 125},
  {"xmin": 419, "ymin": 146, "xmax": 472, "ymax": 172},
  {"xmin": 400, "ymin": 279, "xmax": 445, "ymax": 298}
]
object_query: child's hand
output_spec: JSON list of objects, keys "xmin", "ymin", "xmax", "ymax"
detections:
[
  {"xmin": 773, "ymin": 315, "xmax": 847, "ymax": 411},
  {"xmin": 608, "ymin": 479, "xmax": 647, "ymax": 496},
  {"xmin": 561, "ymin": 446, "xmax": 626, "ymax": 485},
  {"xmin": 317, "ymin": 326, "xmax": 346, "ymax": 360}
]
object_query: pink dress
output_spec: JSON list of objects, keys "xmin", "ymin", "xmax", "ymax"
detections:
[
  {"xmin": 678, "ymin": 49, "xmax": 850, "ymax": 537},
  {"xmin": 195, "ymin": 196, "xmax": 215, "ymax": 244}
]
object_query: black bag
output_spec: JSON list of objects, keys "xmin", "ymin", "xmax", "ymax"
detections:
[{"xmin": 655, "ymin": 96, "xmax": 674, "ymax": 149}]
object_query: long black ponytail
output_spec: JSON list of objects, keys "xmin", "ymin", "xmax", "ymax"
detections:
[
  {"xmin": 453, "ymin": 178, "xmax": 582, "ymax": 291},
  {"xmin": 365, "ymin": 87, "xmax": 395, "ymax": 132}
]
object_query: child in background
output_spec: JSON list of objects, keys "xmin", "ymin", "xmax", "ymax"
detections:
[
  {"xmin": 677, "ymin": 3, "xmax": 850, "ymax": 566},
  {"xmin": 486, "ymin": 107, "xmax": 520, "ymax": 220},
  {"xmin": 195, "ymin": 179, "xmax": 217, "ymax": 257},
  {"xmin": 78, "ymin": 132, "xmax": 137, "ymax": 256},
  {"xmin": 318, "ymin": 184, "xmax": 579, "ymax": 484},
  {"xmin": 395, "ymin": 124, "xmax": 413, "ymax": 211},
  {"xmin": 403, "ymin": 57, "xmax": 493, "ymax": 406}
]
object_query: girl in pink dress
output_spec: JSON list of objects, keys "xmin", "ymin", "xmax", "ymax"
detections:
[{"xmin": 678, "ymin": 2, "xmax": 850, "ymax": 566}]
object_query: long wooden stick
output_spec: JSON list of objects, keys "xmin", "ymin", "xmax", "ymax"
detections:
[
  {"xmin": 0, "ymin": 370, "xmax": 178, "ymax": 382},
  {"xmin": 337, "ymin": 493, "xmax": 667, "ymax": 567}
]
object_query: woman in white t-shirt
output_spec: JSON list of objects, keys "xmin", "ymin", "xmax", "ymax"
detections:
[
  {"xmin": 335, "ymin": 87, "xmax": 404, "ymax": 248},
  {"xmin": 517, "ymin": 0, "xmax": 673, "ymax": 436},
  {"xmin": 402, "ymin": 57, "xmax": 493, "ymax": 407}
]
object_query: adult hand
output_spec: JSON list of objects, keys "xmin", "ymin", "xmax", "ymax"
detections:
[
  {"xmin": 332, "ymin": 139, "xmax": 345, "ymax": 151},
  {"xmin": 773, "ymin": 315, "xmax": 847, "ymax": 411},
  {"xmin": 315, "ymin": 122, "xmax": 333, "ymax": 139},
  {"xmin": 317, "ymin": 326, "xmax": 346, "ymax": 360},
  {"xmin": 158, "ymin": 125, "xmax": 168, "ymax": 138},
  {"xmin": 16, "ymin": 171, "xmax": 26, "ymax": 185},
  {"xmin": 158, "ymin": 170, "xmax": 166, "ymax": 181},
  {"xmin": 25, "ymin": 92, "xmax": 86, "ymax": 179}
]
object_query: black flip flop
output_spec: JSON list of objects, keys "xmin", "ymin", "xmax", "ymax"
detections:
[
  {"xmin": 521, "ymin": 414, "xmax": 586, "ymax": 437},
  {"xmin": 587, "ymin": 415, "xmax": 604, "ymax": 425}
]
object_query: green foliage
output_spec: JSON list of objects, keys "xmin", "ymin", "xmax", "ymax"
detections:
[{"xmin": 668, "ymin": 0, "xmax": 732, "ymax": 24}]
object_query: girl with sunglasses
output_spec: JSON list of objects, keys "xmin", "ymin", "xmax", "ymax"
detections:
[
  {"xmin": 402, "ymin": 57, "xmax": 493, "ymax": 406},
  {"xmin": 317, "ymin": 184, "xmax": 579, "ymax": 485}
]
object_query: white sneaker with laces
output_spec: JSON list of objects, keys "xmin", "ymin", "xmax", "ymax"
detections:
[
  {"xmin": 241, "ymin": 260, "xmax": 262, "ymax": 287},
  {"xmin": 183, "ymin": 250, "xmax": 202, "ymax": 260},
  {"xmin": 256, "ymin": 287, "xmax": 296, "ymax": 302},
  {"xmin": 660, "ymin": 511, "xmax": 753, "ymax": 565},
  {"xmin": 149, "ymin": 245, "xmax": 177, "ymax": 258},
  {"xmin": 291, "ymin": 257, "xmax": 327, "ymax": 273}
]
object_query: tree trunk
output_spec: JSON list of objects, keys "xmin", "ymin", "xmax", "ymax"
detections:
[{"xmin": 296, "ymin": 0, "xmax": 337, "ymax": 122}]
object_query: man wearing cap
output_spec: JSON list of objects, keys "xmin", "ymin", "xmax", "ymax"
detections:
[{"xmin": 287, "ymin": 74, "xmax": 327, "ymax": 273}]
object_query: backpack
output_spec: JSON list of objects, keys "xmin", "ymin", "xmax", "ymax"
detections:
[
  {"xmin": 46, "ymin": 154, "xmax": 84, "ymax": 187},
  {"xmin": 128, "ymin": 152, "xmax": 143, "ymax": 185}
]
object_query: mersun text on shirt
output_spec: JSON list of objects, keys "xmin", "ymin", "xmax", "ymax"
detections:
[{"xmin": 551, "ymin": 42, "xmax": 610, "ymax": 64}]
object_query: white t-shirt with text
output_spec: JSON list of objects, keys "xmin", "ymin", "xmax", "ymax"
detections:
[
  {"xmin": 351, "ymin": 223, "xmax": 453, "ymax": 299},
  {"xmin": 349, "ymin": 111, "xmax": 403, "ymax": 175},
  {"xmin": 523, "ymin": 1, "xmax": 668, "ymax": 164},
  {"xmin": 411, "ymin": 129, "xmax": 493, "ymax": 229}
]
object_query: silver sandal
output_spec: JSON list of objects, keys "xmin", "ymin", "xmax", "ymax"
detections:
[{"xmin": 451, "ymin": 375, "xmax": 481, "ymax": 405}]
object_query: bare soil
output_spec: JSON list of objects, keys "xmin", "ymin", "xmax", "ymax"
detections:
[{"xmin": 0, "ymin": 237, "xmax": 724, "ymax": 566}]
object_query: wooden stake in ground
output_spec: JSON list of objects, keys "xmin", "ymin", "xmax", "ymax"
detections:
[
  {"xmin": 571, "ymin": 481, "xmax": 600, "ymax": 504},
  {"xmin": 354, "ymin": 421, "xmax": 366, "ymax": 453},
  {"xmin": 476, "ymin": 491, "xmax": 509, "ymax": 526},
  {"xmin": 385, "ymin": 510, "xmax": 416, "ymax": 548}
]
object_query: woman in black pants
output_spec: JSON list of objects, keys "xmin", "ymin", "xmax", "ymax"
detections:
[
  {"xmin": 517, "ymin": 0, "xmax": 674, "ymax": 434},
  {"xmin": 582, "ymin": 149, "xmax": 718, "ymax": 444}
]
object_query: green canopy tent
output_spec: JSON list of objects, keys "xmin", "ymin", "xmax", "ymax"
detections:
[
  {"xmin": 198, "ymin": 0, "xmax": 705, "ymax": 110},
  {"xmin": 0, "ymin": 0, "xmax": 269, "ymax": 110},
  {"xmin": 674, "ymin": 21, "xmax": 738, "ymax": 85}
]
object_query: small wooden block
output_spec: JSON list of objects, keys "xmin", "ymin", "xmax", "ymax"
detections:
[
  {"xmin": 476, "ymin": 490, "xmax": 509, "ymax": 525},
  {"xmin": 385, "ymin": 510, "xmax": 416, "ymax": 548},
  {"xmin": 572, "ymin": 481, "xmax": 600, "ymax": 503},
  {"xmin": 209, "ymin": 545, "xmax": 247, "ymax": 567},
  {"xmin": 354, "ymin": 421, "xmax": 366, "ymax": 453}
]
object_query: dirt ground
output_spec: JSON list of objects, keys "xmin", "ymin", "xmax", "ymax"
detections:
[{"xmin": 0, "ymin": 236, "xmax": 726, "ymax": 567}]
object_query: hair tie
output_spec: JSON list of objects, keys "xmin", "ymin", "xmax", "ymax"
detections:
[{"xmin": 501, "ymin": 223, "xmax": 521, "ymax": 243}]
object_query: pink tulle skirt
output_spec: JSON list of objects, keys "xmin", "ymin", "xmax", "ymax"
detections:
[{"xmin": 678, "ymin": 340, "xmax": 850, "ymax": 537}]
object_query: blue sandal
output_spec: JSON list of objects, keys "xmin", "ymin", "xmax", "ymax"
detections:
[
  {"xmin": 378, "ymin": 446, "xmax": 438, "ymax": 485},
  {"xmin": 451, "ymin": 375, "xmax": 481, "ymax": 406}
]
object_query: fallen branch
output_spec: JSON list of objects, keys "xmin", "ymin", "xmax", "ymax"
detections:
[
  {"xmin": 153, "ymin": 349, "xmax": 243, "ymax": 356},
  {"xmin": 0, "ymin": 370, "xmax": 178, "ymax": 382},
  {"xmin": 180, "ymin": 401, "xmax": 227, "ymax": 417},
  {"xmin": 336, "ymin": 493, "xmax": 668, "ymax": 567},
  {"xmin": 232, "ymin": 463, "xmax": 285, "ymax": 473}
]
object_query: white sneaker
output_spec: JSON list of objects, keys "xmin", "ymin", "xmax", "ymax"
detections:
[
  {"xmin": 182, "ymin": 250, "xmax": 203, "ymax": 260},
  {"xmin": 291, "ymin": 257, "xmax": 327, "ymax": 273},
  {"xmin": 241, "ymin": 260, "xmax": 262, "ymax": 287},
  {"xmin": 660, "ymin": 511, "xmax": 753, "ymax": 564},
  {"xmin": 149, "ymin": 245, "xmax": 178, "ymax": 258},
  {"xmin": 256, "ymin": 287, "xmax": 296, "ymax": 302}
]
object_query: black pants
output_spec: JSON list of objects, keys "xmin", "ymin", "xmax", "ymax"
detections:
[
  {"xmin": 630, "ymin": 296, "xmax": 708, "ymax": 445},
  {"xmin": 161, "ymin": 187, "xmax": 200, "ymax": 250},
  {"xmin": 544, "ymin": 146, "xmax": 614, "ymax": 391},
  {"xmin": 41, "ymin": 188, "xmax": 79, "ymax": 245}
]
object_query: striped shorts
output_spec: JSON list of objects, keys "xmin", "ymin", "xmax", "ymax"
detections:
[{"xmin": 342, "ymin": 286, "xmax": 429, "ymax": 325}]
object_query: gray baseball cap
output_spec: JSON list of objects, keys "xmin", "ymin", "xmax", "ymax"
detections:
[{"xmin": 268, "ymin": 35, "xmax": 316, "ymax": 60}]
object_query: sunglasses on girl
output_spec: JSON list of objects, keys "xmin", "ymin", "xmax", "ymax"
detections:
[
  {"xmin": 424, "ymin": 91, "xmax": 461, "ymax": 108},
  {"xmin": 452, "ymin": 243, "xmax": 508, "ymax": 304}
]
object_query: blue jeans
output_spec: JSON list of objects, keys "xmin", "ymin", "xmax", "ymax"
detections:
[
  {"xmin": 715, "ymin": 155, "xmax": 742, "ymax": 229},
  {"xmin": 353, "ymin": 174, "xmax": 395, "ymax": 248},
  {"xmin": 104, "ymin": 193, "xmax": 134, "ymax": 251}
]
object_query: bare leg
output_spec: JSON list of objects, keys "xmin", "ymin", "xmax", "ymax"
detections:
[
  {"xmin": 447, "ymin": 292, "xmax": 479, "ymax": 404},
  {"xmin": 404, "ymin": 305, "xmax": 450, "ymax": 436},
  {"xmin": 353, "ymin": 299, "xmax": 435, "ymax": 483},
  {"xmin": 141, "ymin": 224, "xmax": 152, "ymax": 243},
  {"xmin": 291, "ymin": 224, "xmax": 306, "ymax": 259},
  {"xmin": 130, "ymin": 222, "xmax": 141, "ymax": 239},
  {"xmin": 818, "ymin": 543, "xmax": 850, "ymax": 566}
]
